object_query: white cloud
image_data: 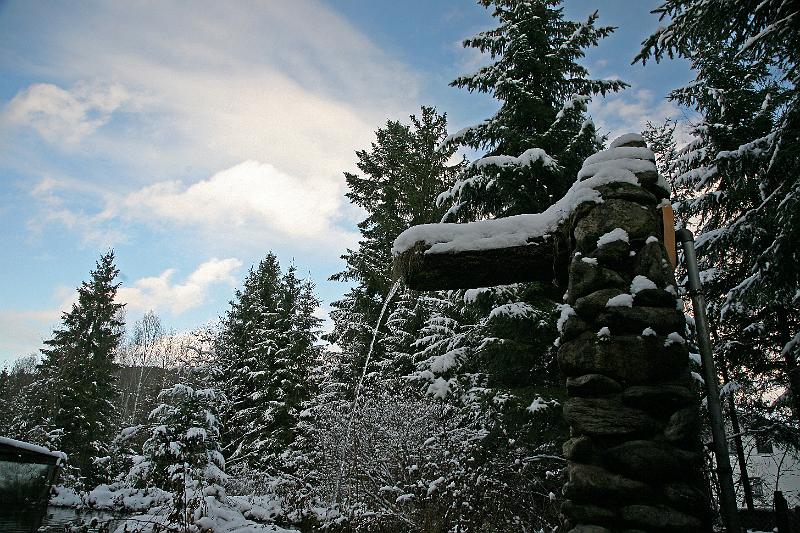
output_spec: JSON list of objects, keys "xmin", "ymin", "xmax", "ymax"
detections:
[
  {"xmin": 123, "ymin": 160, "xmax": 345, "ymax": 239},
  {"xmin": 313, "ymin": 304, "xmax": 334, "ymax": 337},
  {"xmin": 453, "ymin": 38, "xmax": 491, "ymax": 75},
  {"xmin": 117, "ymin": 258, "xmax": 242, "ymax": 315},
  {"xmin": 2, "ymin": 82, "xmax": 134, "ymax": 147},
  {"xmin": 5, "ymin": 1, "xmax": 415, "ymax": 253},
  {"xmin": 593, "ymin": 59, "xmax": 610, "ymax": 71},
  {"xmin": 28, "ymin": 158, "xmax": 360, "ymax": 250},
  {"xmin": 589, "ymin": 88, "xmax": 685, "ymax": 141},
  {"xmin": 2, "ymin": 1, "xmax": 419, "ymax": 181},
  {"xmin": 0, "ymin": 311, "xmax": 50, "ymax": 364},
  {"xmin": 27, "ymin": 176, "xmax": 125, "ymax": 246}
]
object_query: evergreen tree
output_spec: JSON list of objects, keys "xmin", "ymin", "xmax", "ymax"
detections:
[
  {"xmin": 0, "ymin": 356, "xmax": 38, "ymax": 438},
  {"xmin": 133, "ymin": 382, "xmax": 226, "ymax": 529},
  {"xmin": 642, "ymin": 118, "xmax": 679, "ymax": 182},
  {"xmin": 381, "ymin": 288, "xmax": 431, "ymax": 378},
  {"xmin": 299, "ymin": 108, "xmax": 461, "ymax": 523},
  {"xmin": 428, "ymin": 0, "xmax": 627, "ymax": 390},
  {"xmin": 26, "ymin": 251, "xmax": 124, "ymax": 487},
  {"xmin": 326, "ymin": 106, "xmax": 462, "ymax": 387},
  {"xmin": 216, "ymin": 253, "xmax": 321, "ymax": 473},
  {"xmin": 438, "ymin": 0, "xmax": 626, "ymax": 222},
  {"xmin": 406, "ymin": 287, "xmax": 565, "ymax": 530},
  {"xmin": 0, "ymin": 367, "xmax": 10, "ymax": 433},
  {"xmin": 270, "ymin": 264, "xmax": 323, "ymax": 481},
  {"xmin": 638, "ymin": 1, "xmax": 800, "ymax": 420}
]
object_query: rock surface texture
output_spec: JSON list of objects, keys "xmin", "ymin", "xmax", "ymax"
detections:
[{"xmin": 559, "ymin": 136, "xmax": 709, "ymax": 532}]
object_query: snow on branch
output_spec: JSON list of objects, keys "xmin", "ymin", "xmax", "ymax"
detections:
[
  {"xmin": 436, "ymin": 122, "xmax": 487, "ymax": 151},
  {"xmin": 470, "ymin": 147, "xmax": 558, "ymax": 170},
  {"xmin": 393, "ymin": 155, "xmax": 642, "ymax": 257}
]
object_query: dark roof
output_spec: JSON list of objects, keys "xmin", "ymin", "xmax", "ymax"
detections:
[{"xmin": 0, "ymin": 436, "xmax": 64, "ymax": 466}]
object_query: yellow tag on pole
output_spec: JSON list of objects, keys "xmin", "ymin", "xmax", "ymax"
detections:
[{"xmin": 661, "ymin": 204, "xmax": 677, "ymax": 270}]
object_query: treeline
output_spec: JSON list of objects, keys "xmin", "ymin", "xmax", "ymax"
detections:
[{"xmin": 1, "ymin": 0, "xmax": 799, "ymax": 531}]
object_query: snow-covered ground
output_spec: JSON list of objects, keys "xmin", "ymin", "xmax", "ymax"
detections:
[{"xmin": 50, "ymin": 485, "xmax": 298, "ymax": 533}]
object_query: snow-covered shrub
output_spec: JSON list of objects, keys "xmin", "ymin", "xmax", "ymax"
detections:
[{"xmin": 130, "ymin": 383, "xmax": 227, "ymax": 531}]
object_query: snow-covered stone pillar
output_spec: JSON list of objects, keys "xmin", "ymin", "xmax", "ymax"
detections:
[{"xmin": 558, "ymin": 135, "xmax": 709, "ymax": 532}]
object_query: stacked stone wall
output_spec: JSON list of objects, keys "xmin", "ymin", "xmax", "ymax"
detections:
[{"xmin": 558, "ymin": 139, "xmax": 710, "ymax": 533}]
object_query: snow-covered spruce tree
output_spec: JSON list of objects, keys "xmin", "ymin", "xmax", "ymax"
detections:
[
  {"xmin": 0, "ymin": 355, "xmax": 38, "ymax": 438},
  {"xmin": 653, "ymin": 51, "xmax": 782, "ymax": 386},
  {"xmin": 216, "ymin": 253, "xmax": 321, "ymax": 475},
  {"xmin": 638, "ymin": 0, "xmax": 800, "ymax": 420},
  {"xmin": 406, "ymin": 288, "xmax": 565, "ymax": 531},
  {"xmin": 438, "ymin": 0, "xmax": 626, "ymax": 222},
  {"xmin": 134, "ymin": 382, "xmax": 226, "ymax": 530},
  {"xmin": 0, "ymin": 368, "xmax": 10, "ymax": 433},
  {"xmin": 381, "ymin": 288, "xmax": 432, "ymax": 379},
  {"xmin": 643, "ymin": 55, "xmax": 800, "ymax": 509},
  {"xmin": 317, "ymin": 287, "xmax": 436, "ymax": 523},
  {"xmin": 430, "ymin": 0, "xmax": 628, "ymax": 404},
  {"xmin": 24, "ymin": 251, "xmax": 125, "ymax": 487},
  {"xmin": 326, "ymin": 106, "xmax": 462, "ymax": 388},
  {"xmin": 269, "ymin": 265, "xmax": 324, "ymax": 510},
  {"xmin": 300, "ymin": 109, "xmax": 462, "ymax": 526}
]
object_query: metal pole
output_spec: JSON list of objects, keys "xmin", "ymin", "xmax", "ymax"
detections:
[{"xmin": 677, "ymin": 228, "xmax": 741, "ymax": 532}]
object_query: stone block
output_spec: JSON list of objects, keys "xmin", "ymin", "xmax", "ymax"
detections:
[
  {"xmin": 602, "ymin": 440, "xmax": 698, "ymax": 481},
  {"xmin": 664, "ymin": 406, "xmax": 700, "ymax": 444},
  {"xmin": 565, "ymin": 463, "xmax": 652, "ymax": 502},
  {"xmin": 558, "ymin": 334, "xmax": 687, "ymax": 384},
  {"xmin": 567, "ymin": 259, "xmax": 627, "ymax": 303},
  {"xmin": 596, "ymin": 306, "xmax": 685, "ymax": 336},
  {"xmin": 573, "ymin": 199, "xmax": 659, "ymax": 253},
  {"xmin": 561, "ymin": 500, "xmax": 616, "ymax": 523},
  {"xmin": 594, "ymin": 182, "xmax": 658, "ymax": 204},
  {"xmin": 567, "ymin": 526, "xmax": 611, "ymax": 533},
  {"xmin": 635, "ymin": 241, "xmax": 676, "ymax": 289},
  {"xmin": 622, "ymin": 385, "xmax": 695, "ymax": 415},
  {"xmin": 562, "ymin": 314, "xmax": 591, "ymax": 341},
  {"xmin": 633, "ymin": 169, "xmax": 661, "ymax": 188},
  {"xmin": 662, "ymin": 482, "xmax": 708, "ymax": 513},
  {"xmin": 567, "ymin": 374, "xmax": 623, "ymax": 397},
  {"xmin": 564, "ymin": 397, "xmax": 660, "ymax": 437},
  {"xmin": 563, "ymin": 436, "xmax": 594, "ymax": 461},
  {"xmin": 593, "ymin": 239, "xmax": 631, "ymax": 270},
  {"xmin": 574, "ymin": 288, "xmax": 626, "ymax": 318},
  {"xmin": 633, "ymin": 288, "xmax": 677, "ymax": 308},
  {"xmin": 621, "ymin": 504, "xmax": 702, "ymax": 531},
  {"xmin": 615, "ymin": 138, "xmax": 647, "ymax": 148}
]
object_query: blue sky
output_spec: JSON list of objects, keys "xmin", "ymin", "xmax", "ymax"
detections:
[{"xmin": 0, "ymin": 0, "xmax": 693, "ymax": 367}]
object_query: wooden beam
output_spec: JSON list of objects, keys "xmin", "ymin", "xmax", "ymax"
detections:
[{"xmin": 393, "ymin": 234, "xmax": 567, "ymax": 291}]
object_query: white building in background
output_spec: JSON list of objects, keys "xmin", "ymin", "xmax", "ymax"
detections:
[{"xmin": 732, "ymin": 435, "xmax": 800, "ymax": 507}]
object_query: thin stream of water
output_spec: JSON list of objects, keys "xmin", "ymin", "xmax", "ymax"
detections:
[{"xmin": 333, "ymin": 279, "xmax": 401, "ymax": 504}]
